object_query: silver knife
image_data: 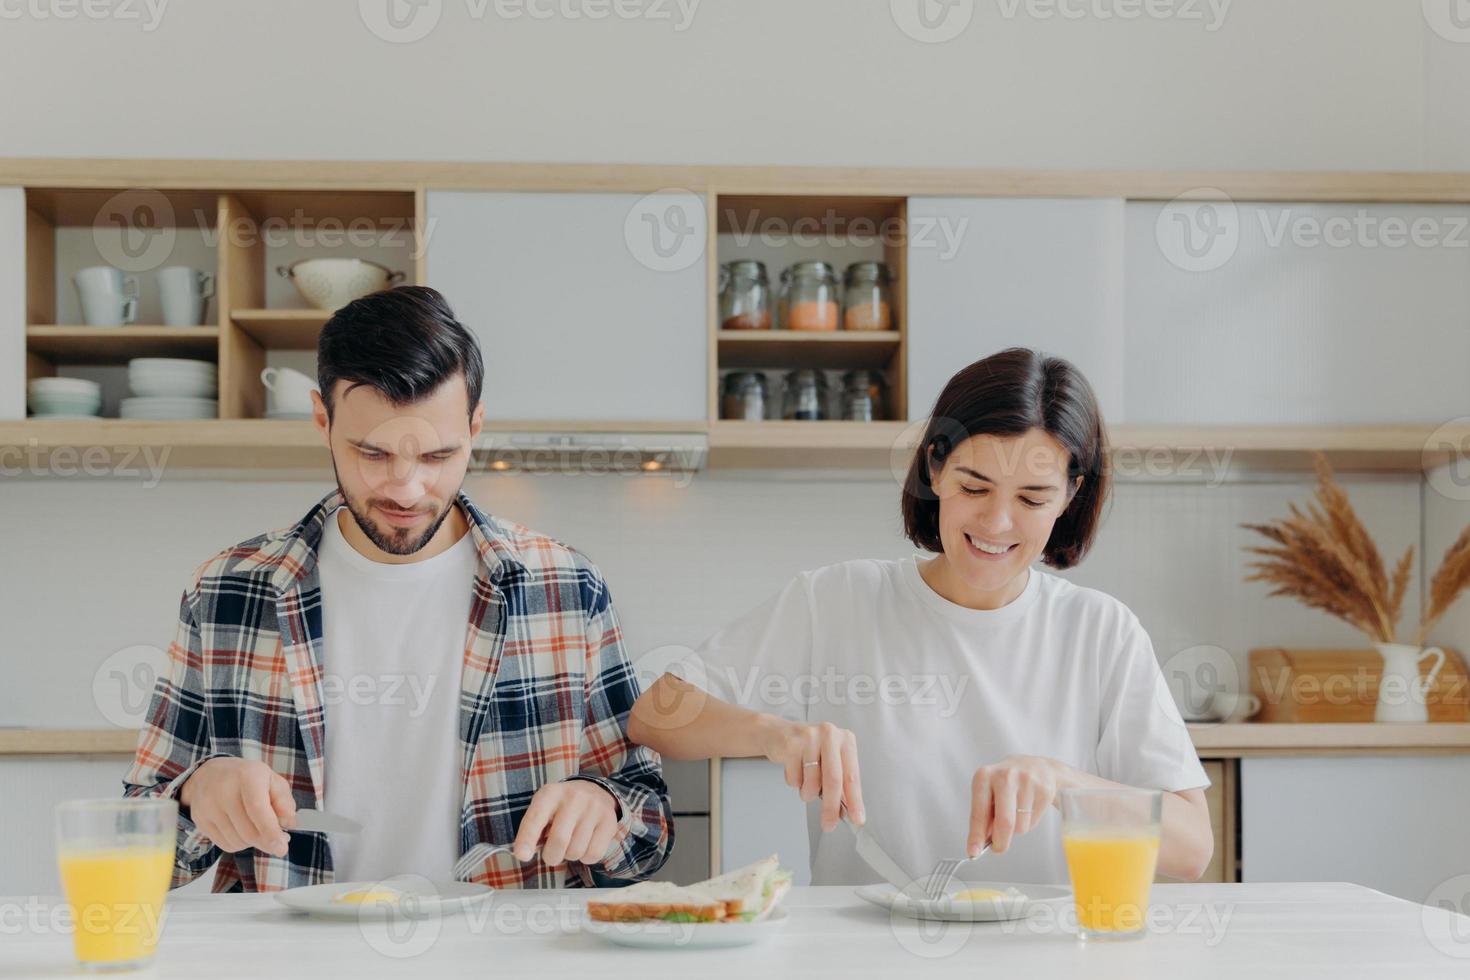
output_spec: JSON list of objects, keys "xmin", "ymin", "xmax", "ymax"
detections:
[
  {"xmin": 289, "ymin": 809, "xmax": 362, "ymax": 835},
  {"xmin": 843, "ymin": 809, "xmax": 918, "ymax": 894}
]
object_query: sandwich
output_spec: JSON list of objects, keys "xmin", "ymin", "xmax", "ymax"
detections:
[{"xmin": 585, "ymin": 854, "xmax": 792, "ymax": 924}]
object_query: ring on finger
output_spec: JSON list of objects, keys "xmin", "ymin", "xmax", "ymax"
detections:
[{"xmin": 802, "ymin": 761, "xmax": 820, "ymax": 768}]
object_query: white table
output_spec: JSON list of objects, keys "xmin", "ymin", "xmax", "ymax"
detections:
[{"xmin": 6, "ymin": 883, "xmax": 1468, "ymax": 978}]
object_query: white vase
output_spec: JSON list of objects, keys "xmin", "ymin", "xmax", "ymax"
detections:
[{"xmin": 1373, "ymin": 643, "xmax": 1447, "ymax": 723}]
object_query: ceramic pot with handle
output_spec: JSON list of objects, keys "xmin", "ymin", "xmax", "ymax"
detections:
[{"xmin": 1374, "ymin": 643, "xmax": 1447, "ymax": 723}]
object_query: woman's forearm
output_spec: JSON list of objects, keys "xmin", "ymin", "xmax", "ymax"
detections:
[
  {"xmin": 628, "ymin": 674, "xmax": 786, "ymax": 761},
  {"xmin": 1048, "ymin": 761, "xmax": 1214, "ymax": 881}
]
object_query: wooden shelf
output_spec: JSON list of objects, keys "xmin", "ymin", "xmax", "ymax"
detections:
[
  {"xmin": 717, "ymin": 331, "xmax": 901, "ymax": 370},
  {"xmin": 231, "ymin": 309, "xmax": 330, "ymax": 349},
  {"xmin": 1187, "ymin": 722, "xmax": 1470, "ymax": 757},
  {"xmin": 3, "ymin": 420, "xmax": 1468, "ymax": 473},
  {"xmin": 26, "ymin": 325, "xmax": 219, "ymax": 363}
]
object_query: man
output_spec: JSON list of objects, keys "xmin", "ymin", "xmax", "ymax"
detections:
[{"xmin": 124, "ymin": 286, "xmax": 672, "ymax": 892}]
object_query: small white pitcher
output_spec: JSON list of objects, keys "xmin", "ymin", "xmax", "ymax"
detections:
[{"xmin": 1374, "ymin": 643, "xmax": 1447, "ymax": 723}]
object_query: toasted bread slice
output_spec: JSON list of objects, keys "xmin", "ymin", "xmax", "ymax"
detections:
[{"xmin": 584, "ymin": 881, "xmax": 726, "ymax": 923}]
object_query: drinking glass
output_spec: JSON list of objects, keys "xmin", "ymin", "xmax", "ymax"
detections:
[
  {"xmin": 1061, "ymin": 787, "xmax": 1162, "ymax": 941},
  {"xmin": 55, "ymin": 798, "xmax": 176, "ymax": 971}
]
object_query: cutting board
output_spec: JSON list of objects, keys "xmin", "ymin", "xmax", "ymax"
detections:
[{"xmin": 1248, "ymin": 647, "xmax": 1469, "ymax": 723}]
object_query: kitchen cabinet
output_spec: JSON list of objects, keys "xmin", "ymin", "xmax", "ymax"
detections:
[
  {"xmin": 1125, "ymin": 201, "xmax": 1470, "ymax": 425},
  {"xmin": 905, "ymin": 197, "xmax": 1125, "ymax": 423},
  {"xmin": 1241, "ymin": 755, "xmax": 1470, "ymax": 902},
  {"xmin": 1, "ymin": 186, "xmax": 25, "ymax": 419},
  {"xmin": 425, "ymin": 191, "xmax": 707, "ymax": 424}
]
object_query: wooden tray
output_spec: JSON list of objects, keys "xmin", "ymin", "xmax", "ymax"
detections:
[{"xmin": 1248, "ymin": 647, "xmax": 1469, "ymax": 723}]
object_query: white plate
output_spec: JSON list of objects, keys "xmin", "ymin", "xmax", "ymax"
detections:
[
  {"xmin": 855, "ymin": 882, "xmax": 1070, "ymax": 922},
  {"xmin": 274, "ymin": 880, "xmax": 494, "ymax": 920},
  {"xmin": 120, "ymin": 397, "xmax": 218, "ymax": 420},
  {"xmin": 583, "ymin": 907, "xmax": 790, "ymax": 949}
]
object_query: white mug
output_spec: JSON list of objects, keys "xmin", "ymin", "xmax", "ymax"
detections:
[
  {"xmin": 74, "ymin": 266, "xmax": 138, "ymax": 327},
  {"xmin": 157, "ymin": 266, "xmax": 215, "ymax": 327},
  {"xmin": 260, "ymin": 367, "xmax": 319, "ymax": 414}
]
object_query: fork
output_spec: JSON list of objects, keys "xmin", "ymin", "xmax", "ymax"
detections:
[
  {"xmin": 922, "ymin": 840, "xmax": 990, "ymax": 900},
  {"xmin": 452, "ymin": 842, "xmax": 523, "ymax": 880}
]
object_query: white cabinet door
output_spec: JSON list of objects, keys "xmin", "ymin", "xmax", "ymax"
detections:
[
  {"xmin": 425, "ymin": 191, "xmax": 706, "ymax": 423},
  {"xmin": 1241, "ymin": 755, "xmax": 1470, "ymax": 903},
  {"xmin": 906, "ymin": 198, "xmax": 1125, "ymax": 423},
  {"xmin": 718, "ymin": 758, "xmax": 812, "ymax": 883},
  {"xmin": 1, "ymin": 186, "xmax": 26, "ymax": 419},
  {"xmin": 1126, "ymin": 201, "xmax": 1470, "ymax": 425}
]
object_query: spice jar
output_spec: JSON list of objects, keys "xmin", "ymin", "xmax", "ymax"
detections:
[
  {"xmin": 721, "ymin": 371, "xmax": 769, "ymax": 421},
  {"xmin": 840, "ymin": 369, "xmax": 888, "ymax": 421},
  {"xmin": 782, "ymin": 369, "xmax": 830, "ymax": 420},
  {"xmin": 718, "ymin": 260, "xmax": 772, "ymax": 331},
  {"xmin": 780, "ymin": 261, "xmax": 840, "ymax": 331},
  {"xmin": 842, "ymin": 262, "xmax": 893, "ymax": 332}
]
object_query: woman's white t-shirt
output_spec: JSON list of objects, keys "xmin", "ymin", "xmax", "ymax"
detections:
[{"xmin": 673, "ymin": 557, "xmax": 1208, "ymax": 886}]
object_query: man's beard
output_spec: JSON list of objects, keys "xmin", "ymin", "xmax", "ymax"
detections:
[{"xmin": 331, "ymin": 463, "xmax": 458, "ymax": 557}]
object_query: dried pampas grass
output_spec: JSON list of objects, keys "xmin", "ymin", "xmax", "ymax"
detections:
[{"xmin": 1241, "ymin": 454, "xmax": 1429, "ymax": 645}]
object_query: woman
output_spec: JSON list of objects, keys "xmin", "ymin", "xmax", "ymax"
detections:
[{"xmin": 630, "ymin": 348, "xmax": 1212, "ymax": 885}]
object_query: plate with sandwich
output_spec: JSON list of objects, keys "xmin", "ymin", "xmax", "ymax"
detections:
[
  {"xmin": 583, "ymin": 854, "xmax": 793, "ymax": 949},
  {"xmin": 854, "ymin": 881, "xmax": 1070, "ymax": 922}
]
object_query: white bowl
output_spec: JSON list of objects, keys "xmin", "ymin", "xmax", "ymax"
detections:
[
  {"xmin": 129, "ymin": 374, "xmax": 217, "ymax": 398},
  {"xmin": 277, "ymin": 258, "xmax": 405, "ymax": 310},
  {"xmin": 119, "ymin": 397, "xmax": 218, "ymax": 420},
  {"xmin": 127, "ymin": 357, "xmax": 217, "ymax": 374},
  {"xmin": 28, "ymin": 377, "xmax": 102, "ymax": 398}
]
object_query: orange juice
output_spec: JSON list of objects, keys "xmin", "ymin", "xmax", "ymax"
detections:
[
  {"xmin": 58, "ymin": 846, "xmax": 173, "ymax": 966},
  {"xmin": 1062, "ymin": 831, "xmax": 1160, "ymax": 935}
]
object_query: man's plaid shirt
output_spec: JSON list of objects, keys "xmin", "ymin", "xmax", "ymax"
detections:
[{"xmin": 123, "ymin": 488, "xmax": 672, "ymax": 892}]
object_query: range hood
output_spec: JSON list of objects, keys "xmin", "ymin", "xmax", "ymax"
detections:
[{"xmin": 469, "ymin": 430, "xmax": 708, "ymax": 473}]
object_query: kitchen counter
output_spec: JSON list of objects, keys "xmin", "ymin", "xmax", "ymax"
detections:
[
  {"xmin": 8, "ymin": 724, "xmax": 1470, "ymax": 757},
  {"xmin": 7, "ymin": 883, "xmax": 1467, "ymax": 978}
]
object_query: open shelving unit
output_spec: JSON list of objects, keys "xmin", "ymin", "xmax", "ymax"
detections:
[
  {"xmin": 8, "ymin": 159, "xmax": 1470, "ymax": 473},
  {"xmin": 21, "ymin": 180, "xmax": 419, "ymax": 423}
]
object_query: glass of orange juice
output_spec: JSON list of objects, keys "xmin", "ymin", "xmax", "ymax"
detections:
[
  {"xmin": 1061, "ymin": 788, "xmax": 1162, "ymax": 942},
  {"xmin": 55, "ymin": 798, "xmax": 176, "ymax": 971}
]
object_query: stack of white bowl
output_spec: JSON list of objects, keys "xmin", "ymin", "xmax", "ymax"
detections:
[
  {"xmin": 122, "ymin": 358, "xmax": 218, "ymax": 420},
  {"xmin": 28, "ymin": 377, "xmax": 103, "ymax": 418}
]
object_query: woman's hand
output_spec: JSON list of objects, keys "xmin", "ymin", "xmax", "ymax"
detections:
[
  {"xmin": 757, "ymin": 716, "xmax": 865, "ymax": 831},
  {"xmin": 967, "ymin": 755, "xmax": 1060, "ymax": 858}
]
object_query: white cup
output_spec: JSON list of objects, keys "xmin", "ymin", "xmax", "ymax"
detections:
[
  {"xmin": 157, "ymin": 266, "xmax": 215, "ymax": 327},
  {"xmin": 1206, "ymin": 691, "xmax": 1262, "ymax": 723},
  {"xmin": 74, "ymin": 266, "xmax": 138, "ymax": 326},
  {"xmin": 260, "ymin": 367, "xmax": 319, "ymax": 415}
]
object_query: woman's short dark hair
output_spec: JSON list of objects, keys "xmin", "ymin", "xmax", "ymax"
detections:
[
  {"xmin": 900, "ymin": 347, "xmax": 1110, "ymax": 570},
  {"xmin": 317, "ymin": 285, "xmax": 483, "ymax": 419}
]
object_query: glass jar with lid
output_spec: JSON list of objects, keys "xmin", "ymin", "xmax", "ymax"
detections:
[
  {"xmin": 779, "ymin": 261, "xmax": 840, "ymax": 331},
  {"xmin": 718, "ymin": 260, "xmax": 772, "ymax": 331},
  {"xmin": 782, "ymin": 368, "xmax": 830, "ymax": 420},
  {"xmin": 842, "ymin": 261, "xmax": 894, "ymax": 332},
  {"xmin": 721, "ymin": 371, "xmax": 769, "ymax": 420},
  {"xmin": 840, "ymin": 369, "xmax": 888, "ymax": 421}
]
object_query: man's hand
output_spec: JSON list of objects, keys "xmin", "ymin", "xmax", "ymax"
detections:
[
  {"xmin": 757, "ymin": 717, "xmax": 864, "ymax": 832},
  {"xmin": 177, "ymin": 757, "xmax": 296, "ymax": 857},
  {"xmin": 967, "ymin": 755, "xmax": 1060, "ymax": 858},
  {"xmin": 513, "ymin": 780, "xmax": 621, "ymax": 867}
]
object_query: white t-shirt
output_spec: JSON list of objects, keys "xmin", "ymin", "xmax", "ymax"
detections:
[
  {"xmin": 673, "ymin": 557, "xmax": 1208, "ymax": 886},
  {"xmin": 317, "ymin": 508, "xmax": 478, "ymax": 883}
]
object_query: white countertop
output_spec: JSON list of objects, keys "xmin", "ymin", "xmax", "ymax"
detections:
[{"xmin": 7, "ymin": 882, "xmax": 1468, "ymax": 978}]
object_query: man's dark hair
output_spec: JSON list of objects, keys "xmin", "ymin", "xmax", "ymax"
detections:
[
  {"xmin": 900, "ymin": 347, "xmax": 1110, "ymax": 570},
  {"xmin": 316, "ymin": 285, "xmax": 483, "ymax": 419}
]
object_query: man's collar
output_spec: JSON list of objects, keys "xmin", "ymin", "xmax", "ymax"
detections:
[{"xmin": 269, "ymin": 487, "xmax": 523, "ymax": 594}]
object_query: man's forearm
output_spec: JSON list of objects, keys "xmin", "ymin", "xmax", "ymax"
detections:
[{"xmin": 628, "ymin": 674, "xmax": 786, "ymax": 761}]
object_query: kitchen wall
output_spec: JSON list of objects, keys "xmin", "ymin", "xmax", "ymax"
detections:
[{"xmin": 0, "ymin": 0, "xmax": 1464, "ymax": 171}]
